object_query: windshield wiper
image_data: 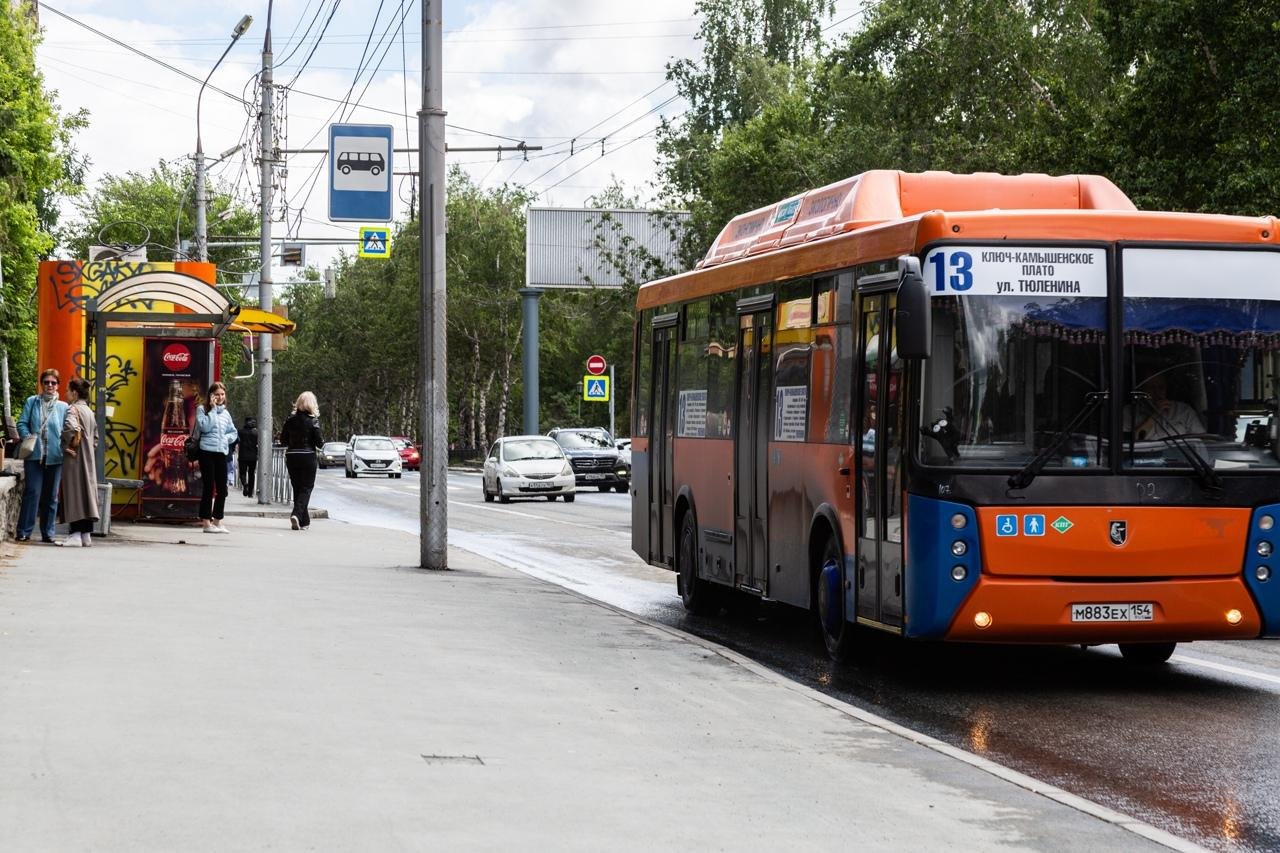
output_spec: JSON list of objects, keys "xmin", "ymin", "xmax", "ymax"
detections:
[
  {"xmin": 1128, "ymin": 392, "xmax": 1223, "ymax": 495},
  {"xmin": 1008, "ymin": 391, "xmax": 1109, "ymax": 491}
]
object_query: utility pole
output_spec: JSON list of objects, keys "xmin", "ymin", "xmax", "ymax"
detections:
[
  {"xmin": 420, "ymin": 0, "xmax": 448, "ymax": 569},
  {"xmin": 256, "ymin": 3, "xmax": 274, "ymax": 504}
]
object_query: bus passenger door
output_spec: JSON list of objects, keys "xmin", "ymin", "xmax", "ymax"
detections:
[
  {"xmin": 734, "ymin": 303, "xmax": 773, "ymax": 593},
  {"xmin": 649, "ymin": 317, "xmax": 678, "ymax": 566},
  {"xmin": 855, "ymin": 293, "xmax": 904, "ymax": 627}
]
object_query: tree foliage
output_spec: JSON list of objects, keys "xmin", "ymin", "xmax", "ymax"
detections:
[
  {"xmin": 0, "ymin": 3, "xmax": 85, "ymax": 401},
  {"xmin": 659, "ymin": 0, "xmax": 1280, "ymax": 261},
  {"xmin": 65, "ymin": 160, "xmax": 258, "ymax": 275}
]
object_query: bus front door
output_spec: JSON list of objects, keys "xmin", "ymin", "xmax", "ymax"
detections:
[
  {"xmin": 855, "ymin": 293, "xmax": 905, "ymax": 628},
  {"xmin": 734, "ymin": 304, "xmax": 773, "ymax": 593},
  {"xmin": 649, "ymin": 318, "xmax": 677, "ymax": 566}
]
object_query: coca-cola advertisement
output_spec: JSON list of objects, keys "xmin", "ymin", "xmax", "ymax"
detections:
[{"xmin": 141, "ymin": 338, "xmax": 213, "ymax": 517}]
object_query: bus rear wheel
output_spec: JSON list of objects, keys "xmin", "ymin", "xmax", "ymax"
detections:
[
  {"xmin": 1118, "ymin": 642, "xmax": 1176, "ymax": 664},
  {"xmin": 814, "ymin": 534, "xmax": 854, "ymax": 662},
  {"xmin": 677, "ymin": 512, "xmax": 719, "ymax": 615}
]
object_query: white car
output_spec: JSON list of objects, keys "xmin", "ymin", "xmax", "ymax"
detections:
[
  {"xmin": 482, "ymin": 435, "xmax": 576, "ymax": 503},
  {"xmin": 345, "ymin": 435, "xmax": 403, "ymax": 478}
]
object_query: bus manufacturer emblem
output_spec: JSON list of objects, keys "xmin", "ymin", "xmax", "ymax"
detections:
[
  {"xmin": 1109, "ymin": 520, "xmax": 1129, "ymax": 546},
  {"xmin": 1051, "ymin": 516, "xmax": 1073, "ymax": 534}
]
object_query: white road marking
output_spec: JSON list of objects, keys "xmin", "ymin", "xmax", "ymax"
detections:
[
  {"xmin": 1171, "ymin": 654, "xmax": 1280, "ymax": 688},
  {"xmin": 450, "ymin": 499, "xmax": 620, "ymax": 535}
]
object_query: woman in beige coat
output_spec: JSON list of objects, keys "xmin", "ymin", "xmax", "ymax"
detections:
[{"xmin": 58, "ymin": 376, "xmax": 99, "ymax": 547}]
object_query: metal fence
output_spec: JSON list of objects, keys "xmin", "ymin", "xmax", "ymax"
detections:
[{"xmin": 267, "ymin": 446, "xmax": 293, "ymax": 505}]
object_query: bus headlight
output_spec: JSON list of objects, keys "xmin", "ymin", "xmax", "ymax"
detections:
[
  {"xmin": 974, "ymin": 611, "xmax": 992, "ymax": 629},
  {"xmin": 1257, "ymin": 541, "xmax": 1273, "ymax": 557},
  {"xmin": 950, "ymin": 513, "xmax": 967, "ymax": 530},
  {"xmin": 951, "ymin": 565, "xmax": 967, "ymax": 582},
  {"xmin": 1260, "ymin": 515, "xmax": 1275, "ymax": 531},
  {"xmin": 951, "ymin": 540, "xmax": 968, "ymax": 557},
  {"xmin": 1226, "ymin": 609, "xmax": 1243, "ymax": 625},
  {"xmin": 1256, "ymin": 566, "xmax": 1271, "ymax": 582}
]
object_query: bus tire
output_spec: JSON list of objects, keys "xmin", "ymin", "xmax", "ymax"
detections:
[
  {"xmin": 814, "ymin": 533, "xmax": 854, "ymax": 662},
  {"xmin": 1118, "ymin": 642, "xmax": 1176, "ymax": 664},
  {"xmin": 677, "ymin": 511, "xmax": 718, "ymax": 615}
]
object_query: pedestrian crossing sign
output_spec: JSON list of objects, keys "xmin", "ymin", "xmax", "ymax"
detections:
[
  {"xmin": 358, "ymin": 226, "xmax": 391, "ymax": 259},
  {"xmin": 583, "ymin": 375, "xmax": 610, "ymax": 402}
]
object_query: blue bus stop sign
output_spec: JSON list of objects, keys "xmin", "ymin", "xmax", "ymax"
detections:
[{"xmin": 328, "ymin": 123, "xmax": 393, "ymax": 222}]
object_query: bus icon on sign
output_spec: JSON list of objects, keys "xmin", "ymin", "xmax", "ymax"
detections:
[{"xmin": 337, "ymin": 151, "xmax": 384, "ymax": 176}]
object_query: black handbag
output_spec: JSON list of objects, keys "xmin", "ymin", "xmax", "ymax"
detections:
[{"xmin": 185, "ymin": 418, "xmax": 200, "ymax": 461}]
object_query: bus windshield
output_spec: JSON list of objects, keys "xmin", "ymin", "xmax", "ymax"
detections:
[
  {"xmin": 1121, "ymin": 248, "xmax": 1280, "ymax": 471},
  {"xmin": 920, "ymin": 289, "xmax": 1109, "ymax": 468},
  {"xmin": 919, "ymin": 245, "xmax": 1280, "ymax": 471}
]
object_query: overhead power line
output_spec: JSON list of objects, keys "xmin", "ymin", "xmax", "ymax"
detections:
[{"xmin": 38, "ymin": 2, "xmax": 252, "ymax": 106}]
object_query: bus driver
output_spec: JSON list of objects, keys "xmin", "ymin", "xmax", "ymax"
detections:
[{"xmin": 1126, "ymin": 373, "xmax": 1206, "ymax": 439}]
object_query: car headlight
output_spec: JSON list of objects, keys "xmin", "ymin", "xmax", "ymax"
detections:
[
  {"xmin": 560, "ymin": 461, "xmax": 574, "ymax": 476},
  {"xmin": 501, "ymin": 465, "xmax": 521, "ymax": 478}
]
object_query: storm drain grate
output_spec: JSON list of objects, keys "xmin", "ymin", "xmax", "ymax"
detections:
[{"xmin": 421, "ymin": 754, "xmax": 485, "ymax": 766}]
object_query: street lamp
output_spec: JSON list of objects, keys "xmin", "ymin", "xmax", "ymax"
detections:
[{"xmin": 194, "ymin": 13, "xmax": 253, "ymax": 263}]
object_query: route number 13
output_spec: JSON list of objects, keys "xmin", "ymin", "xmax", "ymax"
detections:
[{"xmin": 928, "ymin": 251, "xmax": 974, "ymax": 292}]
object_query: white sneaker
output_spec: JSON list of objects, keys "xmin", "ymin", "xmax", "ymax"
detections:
[
  {"xmin": 81, "ymin": 532, "xmax": 92, "ymax": 547},
  {"xmin": 203, "ymin": 525, "xmax": 218, "ymax": 534},
  {"xmin": 56, "ymin": 535, "xmax": 81, "ymax": 547},
  {"xmin": 214, "ymin": 524, "xmax": 230, "ymax": 534},
  {"xmin": 290, "ymin": 515, "xmax": 300, "ymax": 530}
]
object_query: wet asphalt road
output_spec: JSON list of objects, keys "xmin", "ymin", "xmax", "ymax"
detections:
[{"xmin": 314, "ymin": 467, "xmax": 1280, "ymax": 852}]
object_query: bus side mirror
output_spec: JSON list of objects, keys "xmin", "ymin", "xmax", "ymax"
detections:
[{"xmin": 896, "ymin": 257, "xmax": 931, "ymax": 359}]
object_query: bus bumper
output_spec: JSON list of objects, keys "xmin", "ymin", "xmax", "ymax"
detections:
[{"xmin": 942, "ymin": 577, "xmax": 1265, "ymax": 643}]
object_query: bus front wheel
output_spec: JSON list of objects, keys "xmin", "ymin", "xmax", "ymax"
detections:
[
  {"xmin": 677, "ymin": 512, "xmax": 719, "ymax": 615},
  {"xmin": 1118, "ymin": 642, "xmax": 1176, "ymax": 664},
  {"xmin": 814, "ymin": 534, "xmax": 855, "ymax": 662}
]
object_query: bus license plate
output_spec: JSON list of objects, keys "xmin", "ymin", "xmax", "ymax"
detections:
[{"xmin": 1070, "ymin": 602, "xmax": 1154, "ymax": 622}]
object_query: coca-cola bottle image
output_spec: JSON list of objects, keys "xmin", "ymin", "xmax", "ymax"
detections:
[{"xmin": 158, "ymin": 379, "xmax": 192, "ymax": 494}]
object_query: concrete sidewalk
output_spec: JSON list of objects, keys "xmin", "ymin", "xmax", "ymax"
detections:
[{"xmin": 0, "ymin": 514, "xmax": 1184, "ymax": 851}]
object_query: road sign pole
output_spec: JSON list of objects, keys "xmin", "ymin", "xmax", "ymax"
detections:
[{"xmin": 609, "ymin": 364, "xmax": 615, "ymax": 438}]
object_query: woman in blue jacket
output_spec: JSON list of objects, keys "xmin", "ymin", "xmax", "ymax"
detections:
[
  {"xmin": 16, "ymin": 368, "xmax": 69, "ymax": 542},
  {"xmin": 195, "ymin": 381, "xmax": 238, "ymax": 534}
]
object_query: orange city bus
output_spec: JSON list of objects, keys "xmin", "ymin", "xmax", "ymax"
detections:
[{"xmin": 629, "ymin": 170, "xmax": 1280, "ymax": 662}]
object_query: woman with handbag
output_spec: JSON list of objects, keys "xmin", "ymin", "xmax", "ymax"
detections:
[
  {"xmin": 195, "ymin": 381, "xmax": 238, "ymax": 534},
  {"xmin": 15, "ymin": 368, "xmax": 69, "ymax": 543},
  {"xmin": 57, "ymin": 377, "xmax": 99, "ymax": 547}
]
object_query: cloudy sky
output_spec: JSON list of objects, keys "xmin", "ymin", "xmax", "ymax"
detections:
[{"xmin": 34, "ymin": 0, "xmax": 861, "ymax": 275}]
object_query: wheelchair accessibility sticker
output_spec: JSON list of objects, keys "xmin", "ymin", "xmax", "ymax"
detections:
[{"xmin": 996, "ymin": 514, "xmax": 1018, "ymax": 537}]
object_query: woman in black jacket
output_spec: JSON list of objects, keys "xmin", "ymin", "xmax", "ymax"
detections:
[{"xmin": 279, "ymin": 391, "xmax": 324, "ymax": 530}]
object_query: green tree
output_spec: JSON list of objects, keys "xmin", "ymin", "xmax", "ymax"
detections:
[
  {"xmin": 0, "ymin": 3, "xmax": 85, "ymax": 404},
  {"xmin": 1092, "ymin": 0, "xmax": 1280, "ymax": 214},
  {"xmin": 65, "ymin": 160, "xmax": 258, "ymax": 275}
]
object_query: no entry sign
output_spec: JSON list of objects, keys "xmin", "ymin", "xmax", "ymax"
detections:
[{"xmin": 586, "ymin": 354, "xmax": 607, "ymax": 375}]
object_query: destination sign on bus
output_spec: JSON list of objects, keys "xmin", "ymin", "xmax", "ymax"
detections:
[{"xmin": 924, "ymin": 246, "xmax": 1106, "ymax": 297}]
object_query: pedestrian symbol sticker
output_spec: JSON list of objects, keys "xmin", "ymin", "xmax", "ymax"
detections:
[
  {"xmin": 1052, "ymin": 516, "xmax": 1074, "ymax": 534},
  {"xmin": 995, "ymin": 514, "xmax": 1018, "ymax": 537},
  {"xmin": 1023, "ymin": 514, "xmax": 1045, "ymax": 536},
  {"xmin": 583, "ymin": 375, "xmax": 610, "ymax": 402},
  {"xmin": 358, "ymin": 227, "xmax": 391, "ymax": 259}
]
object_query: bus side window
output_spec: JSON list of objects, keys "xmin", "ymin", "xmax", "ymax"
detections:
[
  {"xmin": 885, "ymin": 302, "xmax": 904, "ymax": 544},
  {"xmin": 634, "ymin": 311, "xmax": 652, "ymax": 437}
]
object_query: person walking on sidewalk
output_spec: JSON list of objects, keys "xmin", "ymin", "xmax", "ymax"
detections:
[
  {"xmin": 195, "ymin": 382, "xmax": 238, "ymax": 534},
  {"xmin": 15, "ymin": 368, "xmax": 68, "ymax": 543},
  {"xmin": 279, "ymin": 391, "xmax": 323, "ymax": 530},
  {"xmin": 57, "ymin": 377, "xmax": 99, "ymax": 547},
  {"xmin": 237, "ymin": 416, "xmax": 259, "ymax": 497}
]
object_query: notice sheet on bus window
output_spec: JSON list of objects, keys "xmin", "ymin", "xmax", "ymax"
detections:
[
  {"xmin": 774, "ymin": 385, "xmax": 808, "ymax": 441},
  {"xmin": 924, "ymin": 246, "xmax": 1107, "ymax": 297},
  {"xmin": 678, "ymin": 389, "xmax": 707, "ymax": 438}
]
